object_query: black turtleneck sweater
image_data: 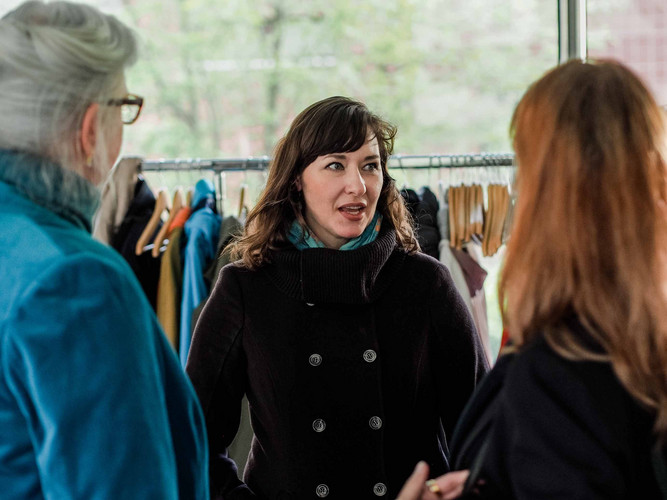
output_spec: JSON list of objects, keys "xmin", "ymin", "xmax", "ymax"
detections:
[{"xmin": 186, "ymin": 225, "xmax": 489, "ymax": 500}]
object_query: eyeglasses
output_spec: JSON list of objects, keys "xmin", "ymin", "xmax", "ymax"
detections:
[{"xmin": 104, "ymin": 94, "xmax": 144, "ymax": 125}]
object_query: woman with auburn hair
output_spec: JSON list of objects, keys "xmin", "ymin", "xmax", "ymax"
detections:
[
  {"xmin": 186, "ymin": 96, "xmax": 489, "ymax": 499},
  {"xmin": 401, "ymin": 58, "xmax": 667, "ymax": 499}
]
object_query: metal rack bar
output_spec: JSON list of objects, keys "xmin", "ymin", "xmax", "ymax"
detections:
[{"xmin": 140, "ymin": 153, "xmax": 514, "ymax": 171}]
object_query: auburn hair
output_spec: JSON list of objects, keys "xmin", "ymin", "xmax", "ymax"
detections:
[
  {"xmin": 500, "ymin": 59, "xmax": 667, "ymax": 441},
  {"xmin": 230, "ymin": 96, "xmax": 418, "ymax": 268}
]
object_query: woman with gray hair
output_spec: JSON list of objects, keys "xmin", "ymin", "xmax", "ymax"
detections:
[{"xmin": 0, "ymin": 2, "xmax": 208, "ymax": 498}]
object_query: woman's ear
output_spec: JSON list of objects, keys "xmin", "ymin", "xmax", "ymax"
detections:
[
  {"xmin": 80, "ymin": 103, "xmax": 99, "ymax": 163},
  {"xmin": 295, "ymin": 176, "xmax": 302, "ymax": 191}
]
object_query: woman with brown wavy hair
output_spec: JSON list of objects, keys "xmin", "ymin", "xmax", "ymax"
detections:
[
  {"xmin": 405, "ymin": 59, "xmax": 667, "ymax": 499},
  {"xmin": 186, "ymin": 96, "xmax": 489, "ymax": 499}
]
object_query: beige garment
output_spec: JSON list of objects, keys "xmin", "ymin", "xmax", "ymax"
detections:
[
  {"xmin": 228, "ymin": 396, "xmax": 253, "ymax": 479},
  {"xmin": 438, "ymin": 239, "xmax": 474, "ymax": 315},
  {"xmin": 156, "ymin": 226, "xmax": 184, "ymax": 351},
  {"xmin": 93, "ymin": 157, "xmax": 142, "ymax": 244}
]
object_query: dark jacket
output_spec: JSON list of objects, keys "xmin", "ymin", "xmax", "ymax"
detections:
[
  {"xmin": 111, "ymin": 176, "xmax": 162, "ymax": 309},
  {"xmin": 186, "ymin": 225, "xmax": 488, "ymax": 500},
  {"xmin": 401, "ymin": 187, "xmax": 441, "ymax": 259},
  {"xmin": 451, "ymin": 327, "xmax": 663, "ymax": 499}
]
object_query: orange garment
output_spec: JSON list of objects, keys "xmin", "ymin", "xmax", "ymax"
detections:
[
  {"xmin": 501, "ymin": 327, "xmax": 510, "ymax": 350},
  {"xmin": 169, "ymin": 206, "xmax": 192, "ymax": 233}
]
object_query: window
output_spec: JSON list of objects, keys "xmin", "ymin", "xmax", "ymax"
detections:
[
  {"xmin": 588, "ymin": 0, "xmax": 667, "ymax": 106},
  {"xmin": 0, "ymin": 0, "xmax": 558, "ymax": 158}
]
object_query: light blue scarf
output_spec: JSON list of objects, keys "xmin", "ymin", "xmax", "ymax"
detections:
[{"xmin": 288, "ymin": 212, "xmax": 383, "ymax": 251}]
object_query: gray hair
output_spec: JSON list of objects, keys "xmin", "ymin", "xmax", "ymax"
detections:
[{"xmin": 0, "ymin": 1, "xmax": 137, "ymax": 178}]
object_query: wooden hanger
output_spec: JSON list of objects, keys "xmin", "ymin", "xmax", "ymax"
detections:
[
  {"xmin": 482, "ymin": 184, "xmax": 495, "ymax": 256},
  {"xmin": 463, "ymin": 185, "xmax": 471, "ymax": 244},
  {"xmin": 474, "ymin": 184, "xmax": 484, "ymax": 235},
  {"xmin": 448, "ymin": 187, "xmax": 457, "ymax": 247},
  {"xmin": 238, "ymin": 184, "xmax": 247, "ymax": 219},
  {"xmin": 134, "ymin": 188, "xmax": 170, "ymax": 256},
  {"xmin": 150, "ymin": 188, "xmax": 184, "ymax": 258},
  {"xmin": 457, "ymin": 185, "xmax": 467, "ymax": 249},
  {"xmin": 185, "ymin": 186, "xmax": 194, "ymax": 208}
]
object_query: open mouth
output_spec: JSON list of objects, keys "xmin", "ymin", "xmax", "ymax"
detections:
[{"xmin": 339, "ymin": 204, "xmax": 365, "ymax": 215}]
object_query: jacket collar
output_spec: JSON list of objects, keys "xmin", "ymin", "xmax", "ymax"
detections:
[
  {"xmin": 263, "ymin": 224, "xmax": 406, "ymax": 304},
  {"xmin": 0, "ymin": 150, "xmax": 99, "ymax": 232}
]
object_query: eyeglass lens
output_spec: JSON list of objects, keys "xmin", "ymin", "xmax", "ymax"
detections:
[{"xmin": 121, "ymin": 104, "xmax": 140, "ymax": 124}]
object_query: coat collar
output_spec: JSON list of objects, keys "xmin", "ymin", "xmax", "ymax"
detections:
[
  {"xmin": 0, "ymin": 149, "xmax": 99, "ymax": 232},
  {"xmin": 263, "ymin": 224, "xmax": 406, "ymax": 304}
]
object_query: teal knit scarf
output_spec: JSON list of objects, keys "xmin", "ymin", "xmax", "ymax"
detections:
[{"xmin": 288, "ymin": 212, "xmax": 383, "ymax": 251}]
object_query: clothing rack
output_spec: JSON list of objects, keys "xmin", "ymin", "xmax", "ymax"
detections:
[
  {"xmin": 139, "ymin": 153, "xmax": 515, "ymax": 172},
  {"xmin": 139, "ymin": 154, "xmax": 515, "ymax": 216}
]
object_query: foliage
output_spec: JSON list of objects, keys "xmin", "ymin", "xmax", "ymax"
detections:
[{"xmin": 112, "ymin": 0, "xmax": 557, "ymax": 158}]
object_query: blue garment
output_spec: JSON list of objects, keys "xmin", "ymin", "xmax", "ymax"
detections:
[
  {"xmin": 287, "ymin": 212, "xmax": 383, "ymax": 250},
  {"xmin": 179, "ymin": 179, "xmax": 221, "ymax": 367},
  {"xmin": 0, "ymin": 150, "xmax": 208, "ymax": 500}
]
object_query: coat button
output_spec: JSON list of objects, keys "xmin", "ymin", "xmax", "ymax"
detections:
[
  {"xmin": 373, "ymin": 483, "xmax": 387, "ymax": 496},
  {"xmin": 369, "ymin": 416, "xmax": 382, "ymax": 430},
  {"xmin": 312, "ymin": 418, "xmax": 326, "ymax": 432},
  {"xmin": 363, "ymin": 349, "xmax": 377, "ymax": 363},
  {"xmin": 309, "ymin": 354, "xmax": 322, "ymax": 366},
  {"xmin": 316, "ymin": 484, "xmax": 329, "ymax": 497}
]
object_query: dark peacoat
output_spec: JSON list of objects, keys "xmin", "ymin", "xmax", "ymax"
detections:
[
  {"xmin": 186, "ymin": 225, "xmax": 489, "ymax": 500},
  {"xmin": 450, "ymin": 321, "xmax": 664, "ymax": 499}
]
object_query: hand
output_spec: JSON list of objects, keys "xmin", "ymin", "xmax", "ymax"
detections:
[
  {"xmin": 423, "ymin": 470, "xmax": 470, "ymax": 499},
  {"xmin": 395, "ymin": 461, "xmax": 429, "ymax": 500},
  {"xmin": 396, "ymin": 462, "xmax": 470, "ymax": 500}
]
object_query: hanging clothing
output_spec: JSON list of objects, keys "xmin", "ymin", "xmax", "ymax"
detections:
[
  {"xmin": 206, "ymin": 214, "xmax": 243, "ymax": 287},
  {"xmin": 179, "ymin": 179, "xmax": 221, "ymax": 367},
  {"xmin": 110, "ymin": 176, "xmax": 163, "ymax": 310},
  {"xmin": 451, "ymin": 321, "xmax": 662, "ymax": 498},
  {"xmin": 157, "ymin": 225, "xmax": 185, "ymax": 350},
  {"xmin": 439, "ymin": 239, "xmax": 474, "ymax": 315},
  {"xmin": 186, "ymin": 223, "xmax": 489, "ymax": 500},
  {"xmin": 0, "ymin": 150, "xmax": 208, "ymax": 500},
  {"xmin": 451, "ymin": 246, "xmax": 492, "ymax": 364},
  {"xmin": 191, "ymin": 214, "xmax": 244, "ymax": 336},
  {"xmin": 156, "ymin": 206, "xmax": 193, "ymax": 350},
  {"xmin": 401, "ymin": 187, "xmax": 441, "ymax": 259},
  {"xmin": 93, "ymin": 156, "xmax": 142, "ymax": 244}
]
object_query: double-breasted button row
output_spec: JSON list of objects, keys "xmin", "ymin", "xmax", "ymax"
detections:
[
  {"xmin": 363, "ymin": 349, "xmax": 377, "ymax": 363},
  {"xmin": 314, "ymin": 483, "xmax": 387, "ymax": 497},
  {"xmin": 373, "ymin": 483, "xmax": 387, "ymax": 496},
  {"xmin": 369, "ymin": 416, "xmax": 382, "ymax": 430},
  {"xmin": 312, "ymin": 416, "xmax": 382, "ymax": 432},
  {"xmin": 308, "ymin": 349, "xmax": 377, "ymax": 367}
]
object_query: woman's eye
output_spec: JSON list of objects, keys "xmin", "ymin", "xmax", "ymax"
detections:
[
  {"xmin": 363, "ymin": 162, "xmax": 379, "ymax": 171},
  {"xmin": 325, "ymin": 162, "xmax": 344, "ymax": 171}
]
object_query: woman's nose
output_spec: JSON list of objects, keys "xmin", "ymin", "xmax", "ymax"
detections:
[{"xmin": 344, "ymin": 167, "xmax": 366, "ymax": 195}]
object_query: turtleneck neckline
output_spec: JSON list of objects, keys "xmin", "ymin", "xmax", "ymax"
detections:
[
  {"xmin": 262, "ymin": 225, "xmax": 407, "ymax": 304},
  {"xmin": 0, "ymin": 150, "xmax": 100, "ymax": 232}
]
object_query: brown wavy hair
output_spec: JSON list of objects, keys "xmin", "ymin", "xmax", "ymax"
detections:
[
  {"xmin": 230, "ymin": 96, "xmax": 418, "ymax": 268},
  {"xmin": 500, "ymin": 59, "xmax": 667, "ymax": 441}
]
